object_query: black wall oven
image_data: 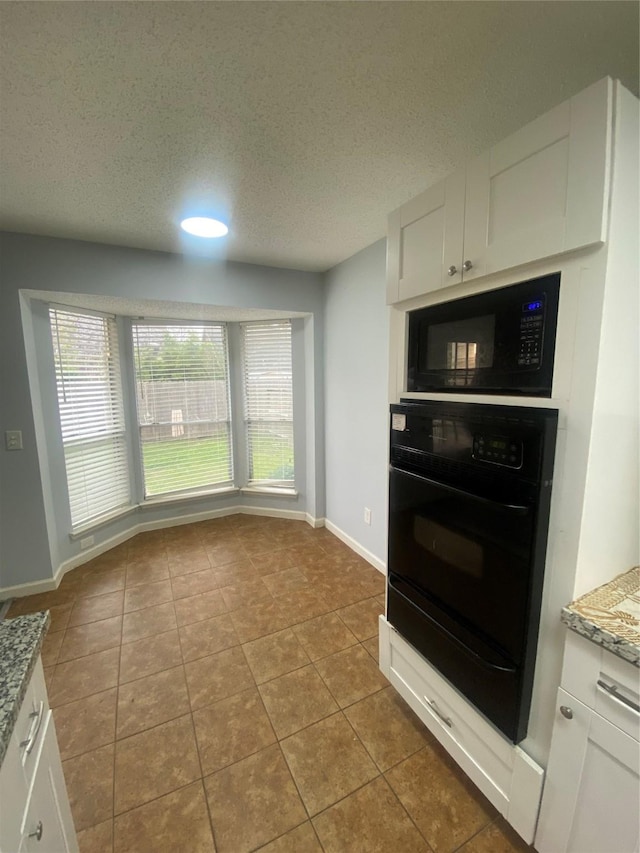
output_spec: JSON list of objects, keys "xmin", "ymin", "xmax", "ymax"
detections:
[
  {"xmin": 387, "ymin": 400, "xmax": 558, "ymax": 743},
  {"xmin": 407, "ymin": 272, "xmax": 560, "ymax": 396}
]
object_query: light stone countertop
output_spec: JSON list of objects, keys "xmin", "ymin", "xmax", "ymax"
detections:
[
  {"xmin": 0, "ymin": 611, "xmax": 50, "ymax": 769},
  {"xmin": 561, "ymin": 566, "xmax": 640, "ymax": 667}
]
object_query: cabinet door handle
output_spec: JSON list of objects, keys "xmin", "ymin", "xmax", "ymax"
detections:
[
  {"xmin": 447, "ymin": 265, "xmax": 458, "ymax": 277},
  {"xmin": 28, "ymin": 820, "xmax": 43, "ymax": 842},
  {"xmin": 462, "ymin": 259, "xmax": 473, "ymax": 271},
  {"xmin": 597, "ymin": 679, "xmax": 640, "ymax": 714},
  {"xmin": 424, "ymin": 696, "xmax": 453, "ymax": 727},
  {"xmin": 20, "ymin": 701, "xmax": 44, "ymax": 755},
  {"xmin": 560, "ymin": 705, "xmax": 573, "ymax": 719}
]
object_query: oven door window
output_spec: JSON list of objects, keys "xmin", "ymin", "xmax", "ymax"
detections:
[{"xmin": 388, "ymin": 467, "xmax": 534, "ymax": 662}]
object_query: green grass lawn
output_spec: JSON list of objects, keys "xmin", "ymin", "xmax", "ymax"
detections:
[{"xmin": 142, "ymin": 434, "xmax": 293, "ymax": 495}]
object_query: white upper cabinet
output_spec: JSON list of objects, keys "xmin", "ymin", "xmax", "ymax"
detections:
[{"xmin": 387, "ymin": 77, "xmax": 612, "ymax": 304}]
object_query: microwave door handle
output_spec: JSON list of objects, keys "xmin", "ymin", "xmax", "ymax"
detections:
[{"xmin": 389, "ymin": 465, "xmax": 531, "ymax": 514}]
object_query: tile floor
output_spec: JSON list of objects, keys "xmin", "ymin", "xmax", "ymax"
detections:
[{"xmin": 7, "ymin": 515, "xmax": 532, "ymax": 853}]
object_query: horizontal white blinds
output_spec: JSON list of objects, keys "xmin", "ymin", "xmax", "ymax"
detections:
[
  {"xmin": 131, "ymin": 323, "xmax": 232, "ymax": 496},
  {"xmin": 242, "ymin": 320, "xmax": 294, "ymax": 486},
  {"xmin": 49, "ymin": 308, "xmax": 130, "ymax": 529}
]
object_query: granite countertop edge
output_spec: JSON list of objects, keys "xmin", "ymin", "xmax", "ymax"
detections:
[
  {"xmin": 0, "ymin": 611, "xmax": 50, "ymax": 770},
  {"xmin": 561, "ymin": 566, "xmax": 640, "ymax": 668},
  {"xmin": 560, "ymin": 606, "xmax": 640, "ymax": 667}
]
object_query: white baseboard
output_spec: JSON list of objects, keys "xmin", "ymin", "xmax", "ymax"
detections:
[
  {"xmin": 324, "ymin": 519, "xmax": 387, "ymax": 575},
  {"xmin": 1, "ymin": 506, "xmax": 325, "ymax": 601}
]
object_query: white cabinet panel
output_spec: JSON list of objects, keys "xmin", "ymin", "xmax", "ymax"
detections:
[
  {"xmin": 536, "ymin": 688, "xmax": 640, "ymax": 853},
  {"xmin": 387, "ymin": 170, "xmax": 465, "ymax": 304},
  {"xmin": 21, "ymin": 714, "xmax": 78, "ymax": 853},
  {"xmin": 387, "ymin": 77, "xmax": 613, "ymax": 304}
]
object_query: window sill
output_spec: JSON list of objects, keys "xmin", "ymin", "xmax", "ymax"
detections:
[
  {"xmin": 140, "ymin": 486, "xmax": 240, "ymax": 508},
  {"xmin": 69, "ymin": 504, "xmax": 137, "ymax": 540},
  {"xmin": 240, "ymin": 486, "xmax": 298, "ymax": 498}
]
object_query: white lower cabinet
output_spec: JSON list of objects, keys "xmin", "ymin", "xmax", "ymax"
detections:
[
  {"xmin": 0, "ymin": 658, "xmax": 77, "ymax": 853},
  {"xmin": 536, "ymin": 634, "xmax": 640, "ymax": 853},
  {"xmin": 378, "ymin": 616, "xmax": 544, "ymax": 845}
]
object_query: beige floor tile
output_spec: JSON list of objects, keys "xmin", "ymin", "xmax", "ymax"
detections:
[
  {"xmin": 58, "ymin": 615, "xmax": 123, "ymax": 663},
  {"xmin": 7, "ymin": 588, "xmax": 75, "ymax": 616},
  {"xmin": 361, "ymin": 636, "xmax": 379, "ymax": 662},
  {"xmin": 53, "ymin": 688, "xmax": 117, "ymax": 760},
  {"xmin": 123, "ymin": 580, "xmax": 173, "ymax": 613},
  {"xmin": 386, "ymin": 744, "xmax": 495, "ymax": 853},
  {"xmin": 114, "ymin": 715, "xmax": 201, "ymax": 814},
  {"xmin": 207, "ymin": 542, "xmax": 249, "ymax": 567},
  {"xmin": 292, "ymin": 612, "xmax": 358, "ymax": 661},
  {"xmin": 238, "ymin": 532, "xmax": 278, "ymax": 557},
  {"xmin": 41, "ymin": 629, "xmax": 64, "ymax": 667},
  {"xmin": 220, "ymin": 577, "xmax": 273, "ymax": 611},
  {"xmin": 312, "ymin": 776, "xmax": 430, "ymax": 853},
  {"xmin": 113, "ymin": 781, "xmax": 215, "ymax": 853},
  {"xmin": 121, "ymin": 601, "xmax": 177, "ymax": 643},
  {"xmin": 171, "ymin": 567, "xmax": 221, "ymax": 600},
  {"xmin": 119, "ymin": 630, "xmax": 183, "ymax": 683},
  {"xmin": 345, "ymin": 686, "xmax": 431, "ymax": 771},
  {"xmin": 48, "ymin": 602, "xmax": 73, "ymax": 633},
  {"xmin": 78, "ymin": 569, "xmax": 126, "ymax": 599},
  {"xmin": 124, "ymin": 560, "xmax": 170, "ymax": 588},
  {"xmin": 117, "ymin": 665, "xmax": 190, "ymax": 738},
  {"xmin": 255, "ymin": 822, "xmax": 323, "ymax": 853},
  {"xmin": 262, "ymin": 568, "xmax": 310, "ymax": 597},
  {"xmin": 77, "ymin": 819, "xmax": 113, "ymax": 853},
  {"xmin": 230, "ymin": 598, "xmax": 293, "ymax": 643},
  {"xmin": 213, "ymin": 559, "xmax": 259, "ymax": 586},
  {"xmin": 68, "ymin": 590, "xmax": 125, "ymax": 627},
  {"xmin": 185, "ymin": 646, "xmax": 255, "ymax": 710},
  {"xmin": 249, "ymin": 548, "xmax": 300, "ymax": 576},
  {"xmin": 62, "ymin": 743, "xmax": 114, "ymax": 831},
  {"xmin": 259, "ymin": 665, "xmax": 339, "ymax": 738},
  {"xmin": 277, "ymin": 588, "xmax": 333, "ymax": 625},
  {"xmin": 167, "ymin": 551, "xmax": 211, "ymax": 577},
  {"xmin": 315, "ymin": 644, "xmax": 388, "ymax": 708},
  {"xmin": 179, "ymin": 613, "xmax": 239, "ymax": 662},
  {"xmin": 173, "ymin": 589, "xmax": 227, "ymax": 627},
  {"xmin": 280, "ymin": 712, "xmax": 378, "ymax": 816},
  {"xmin": 204, "ymin": 744, "xmax": 307, "ymax": 853},
  {"xmin": 337, "ymin": 596, "xmax": 384, "ymax": 641},
  {"xmin": 458, "ymin": 818, "xmax": 533, "ymax": 853},
  {"xmin": 49, "ymin": 647, "xmax": 120, "ymax": 707},
  {"xmin": 242, "ymin": 628, "xmax": 310, "ymax": 684},
  {"xmin": 193, "ymin": 687, "xmax": 276, "ymax": 775}
]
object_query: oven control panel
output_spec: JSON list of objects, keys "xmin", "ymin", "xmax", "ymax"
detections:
[{"xmin": 472, "ymin": 433, "xmax": 523, "ymax": 468}]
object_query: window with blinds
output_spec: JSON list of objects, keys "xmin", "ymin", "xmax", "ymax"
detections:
[
  {"xmin": 49, "ymin": 307, "xmax": 130, "ymax": 530},
  {"xmin": 241, "ymin": 320, "xmax": 294, "ymax": 488},
  {"xmin": 131, "ymin": 322, "xmax": 232, "ymax": 497}
]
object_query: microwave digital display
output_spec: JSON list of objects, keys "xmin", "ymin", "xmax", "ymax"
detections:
[{"xmin": 407, "ymin": 272, "xmax": 560, "ymax": 397}]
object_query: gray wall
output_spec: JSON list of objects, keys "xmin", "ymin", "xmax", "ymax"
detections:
[
  {"xmin": 0, "ymin": 232, "xmax": 325, "ymax": 590},
  {"xmin": 323, "ymin": 239, "xmax": 389, "ymax": 565}
]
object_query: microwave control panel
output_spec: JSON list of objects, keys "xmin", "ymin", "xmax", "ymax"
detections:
[
  {"xmin": 472, "ymin": 433, "xmax": 523, "ymax": 468},
  {"xmin": 517, "ymin": 297, "xmax": 545, "ymax": 367}
]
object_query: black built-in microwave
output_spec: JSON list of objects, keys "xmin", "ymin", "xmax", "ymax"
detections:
[{"xmin": 407, "ymin": 272, "xmax": 560, "ymax": 396}]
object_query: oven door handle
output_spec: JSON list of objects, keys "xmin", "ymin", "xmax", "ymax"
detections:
[
  {"xmin": 389, "ymin": 465, "xmax": 531, "ymax": 514},
  {"xmin": 411, "ymin": 590, "xmax": 518, "ymax": 674}
]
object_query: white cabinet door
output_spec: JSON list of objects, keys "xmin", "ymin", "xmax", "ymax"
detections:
[
  {"xmin": 387, "ymin": 169, "xmax": 465, "ymax": 304},
  {"xmin": 464, "ymin": 78, "xmax": 611, "ymax": 280},
  {"xmin": 21, "ymin": 714, "xmax": 78, "ymax": 853},
  {"xmin": 536, "ymin": 688, "xmax": 640, "ymax": 853}
]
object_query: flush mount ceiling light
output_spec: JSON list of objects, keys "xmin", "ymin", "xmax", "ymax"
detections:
[{"xmin": 180, "ymin": 217, "xmax": 229, "ymax": 238}]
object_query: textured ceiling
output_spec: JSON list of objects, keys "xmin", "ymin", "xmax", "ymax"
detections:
[{"xmin": 1, "ymin": 2, "xmax": 638, "ymax": 272}]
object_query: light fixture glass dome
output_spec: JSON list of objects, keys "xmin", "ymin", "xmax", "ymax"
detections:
[{"xmin": 180, "ymin": 217, "xmax": 229, "ymax": 238}]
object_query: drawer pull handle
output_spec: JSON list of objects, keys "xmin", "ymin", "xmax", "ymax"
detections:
[
  {"xmin": 560, "ymin": 705, "xmax": 573, "ymax": 720},
  {"xmin": 597, "ymin": 679, "xmax": 640, "ymax": 714},
  {"xmin": 28, "ymin": 821, "xmax": 43, "ymax": 842},
  {"xmin": 425, "ymin": 696, "xmax": 452, "ymax": 728},
  {"xmin": 20, "ymin": 701, "xmax": 44, "ymax": 755}
]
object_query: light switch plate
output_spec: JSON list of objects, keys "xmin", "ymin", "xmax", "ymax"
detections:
[{"xmin": 5, "ymin": 430, "xmax": 23, "ymax": 451}]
